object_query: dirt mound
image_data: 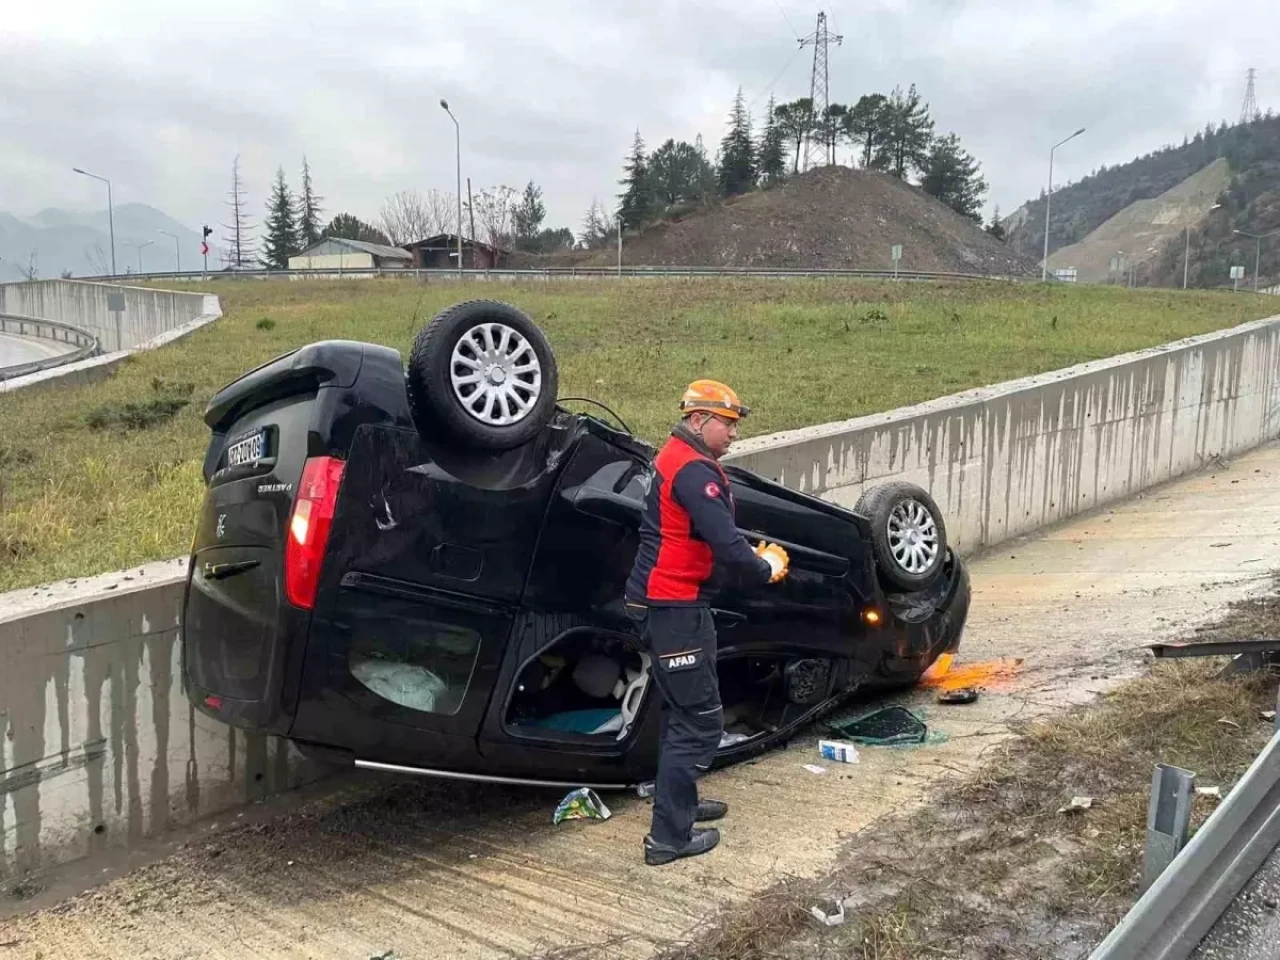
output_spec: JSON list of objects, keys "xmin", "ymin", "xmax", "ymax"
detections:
[{"xmin": 526, "ymin": 166, "xmax": 1037, "ymax": 276}]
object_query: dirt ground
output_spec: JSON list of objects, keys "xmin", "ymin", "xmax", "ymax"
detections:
[
  {"xmin": 3, "ymin": 443, "xmax": 1280, "ymax": 959},
  {"xmin": 515, "ymin": 167, "xmax": 1036, "ymax": 276}
]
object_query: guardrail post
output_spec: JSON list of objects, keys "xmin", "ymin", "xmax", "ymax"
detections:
[{"xmin": 1143, "ymin": 763, "xmax": 1196, "ymax": 891}]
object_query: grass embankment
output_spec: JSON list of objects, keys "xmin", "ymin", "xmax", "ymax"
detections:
[
  {"xmin": 659, "ymin": 588, "xmax": 1280, "ymax": 960},
  {"xmin": 0, "ymin": 278, "xmax": 1274, "ymax": 592}
]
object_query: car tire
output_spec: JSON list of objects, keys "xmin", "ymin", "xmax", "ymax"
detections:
[
  {"xmin": 855, "ymin": 481, "xmax": 948, "ymax": 591},
  {"xmin": 406, "ymin": 299, "xmax": 559, "ymax": 451}
]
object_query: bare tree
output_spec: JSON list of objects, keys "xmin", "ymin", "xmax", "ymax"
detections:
[
  {"xmin": 424, "ymin": 189, "xmax": 457, "ymax": 238},
  {"xmin": 222, "ymin": 155, "xmax": 257, "ymax": 269},
  {"xmin": 465, "ymin": 185, "xmax": 518, "ymax": 253},
  {"xmin": 379, "ymin": 190, "xmax": 438, "ymax": 245},
  {"xmin": 84, "ymin": 242, "xmax": 111, "ymax": 276},
  {"xmin": 18, "ymin": 252, "xmax": 38, "ymax": 281}
]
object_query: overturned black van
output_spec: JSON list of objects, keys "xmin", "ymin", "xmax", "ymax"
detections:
[{"xmin": 181, "ymin": 300, "xmax": 970, "ymax": 788}]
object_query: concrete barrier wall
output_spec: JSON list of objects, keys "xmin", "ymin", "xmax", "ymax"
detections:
[
  {"xmin": 2, "ymin": 312, "xmax": 1279, "ymax": 882},
  {"xmin": 724, "ymin": 314, "xmax": 1280, "ymax": 555},
  {"xmin": 0, "ymin": 280, "xmax": 210, "ymax": 354},
  {"xmin": 0, "ymin": 283, "xmax": 221, "ymax": 393},
  {"xmin": 0, "ymin": 561, "xmax": 320, "ymax": 879}
]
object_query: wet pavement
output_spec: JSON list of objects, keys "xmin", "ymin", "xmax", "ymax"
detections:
[
  {"xmin": 4, "ymin": 442, "xmax": 1280, "ymax": 959},
  {"xmin": 0, "ymin": 332, "xmax": 70, "ymax": 370},
  {"xmin": 1192, "ymin": 840, "xmax": 1280, "ymax": 960}
]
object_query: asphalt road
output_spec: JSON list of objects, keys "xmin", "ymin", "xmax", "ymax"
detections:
[
  {"xmin": 0, "ymin": 331, "xmax": 70, "ymax": 369},
  {"xmin": 5, "ymin": 443, "xmax": 1280, "ymax": 959},
  {"xmin": 1192, "ymin": 842, "xmax": 1280, "ymax": 959}
]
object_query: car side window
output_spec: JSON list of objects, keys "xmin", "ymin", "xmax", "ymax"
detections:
[{"xmin": 344, "ymin": 600, "xmax": 482, "ymax": 716}]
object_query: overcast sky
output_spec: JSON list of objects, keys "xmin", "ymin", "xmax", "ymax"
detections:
[{"xmin": 2, "ymin": 0, "xmax": 1277, "ymax": 241}]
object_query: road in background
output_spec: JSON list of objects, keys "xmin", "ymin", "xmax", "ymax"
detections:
[{"xmin": 0, "ymin": 332, "xmax": 69, "ymax": 369}]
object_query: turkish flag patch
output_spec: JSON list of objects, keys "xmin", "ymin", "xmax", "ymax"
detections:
[{"xmin": 704, "ymin": 481, "xmax": 722, "ymax": 500}]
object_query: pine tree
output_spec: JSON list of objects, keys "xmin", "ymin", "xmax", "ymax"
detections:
[
  {"xmin": 718, "ymin": 87, "xmax": 757, "ymax": 197},
  {"xmin": 221, "ymin": 155, "xmax": 256, "ymax": 269},
  {"xmin": 773, "ymin": 98, "xmax": 814, "ymax": 174},
  {"xmin": 848, "ymin": 94, "xmax": 889, "ymax": 168},
  {"xmin": 580, "ymin": 198, "xmax": 614, "ymax": 249},
  {"xmin": 617, "ymin": 130, "xmax": 655, "ymax": 230},
  {"xmin": 513, "ymin": 181, "xmax": 547, "ymax": 251},
  {"xmin": 323, "ymin": 213, "xmax": 390, "ymax": 246},
  {"xmin": 820, "ymin": 103, "xmax": 849, "ymax": 165},
  {"xmin": 875, "ymin": 84, "xmax": 935, "ymax": 179},
  {"xmin": 693, "ymin": 135, "xmax": 719, "ymax": 201},
  {"xmin": 297, "ymin": 156, "xmax": 323, "ymax": 248},
  {"xmin": 756, "ymin": 96, "xmax": 789, "ymax": 185},
  {"xmin": 920, "ymin": 134, "xmax": 988, "ymax": 221},
  {"xmin": 649, "ymin": 139, "xmax": 717, "ymax": 209},
  {"xmin": 261, "ymin": 167, "xmax": 300, "ymax": 269},
  {"xmin": 986, "ymin": 205, "xmax": 1007, "ymax": 240}
]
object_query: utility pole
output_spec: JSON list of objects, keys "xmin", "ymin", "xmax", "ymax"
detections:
[
  {"xmin": 159, "ymin": 230, "xmax": 180, "ymax": 273},
  {"xmin": 466, "ymin": 177, "xmax": 477, "ymax": 268},
  {"xmin": 616, "ymin": 214, "xmax": 623, "ymax": 277},
  {"xmin": 1184, "ymin": 203, "xmax": 1221, "ymax": 289},
  {"xmin": 797, "ymin": 12, "xmax": 842, "ymax": 173},
  {"xmin": 73, "ymin": 167, "xmax": 116, "ymax": 276},
  {"xmin": 1241, "ymin": 68, "xmax": 1260, "ymax": 125},
  {"xmin": 1042, "ymin": 128, "xmax": 1086, "ymax": 282},
  {"xmin": 440, "ymin": 99, "xmax": 463, "ymax": 277}
]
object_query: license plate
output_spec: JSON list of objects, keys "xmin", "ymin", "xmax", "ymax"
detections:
[{"xmin": 226, "ymin": 430, "xmax": 266, "ymax": 468}]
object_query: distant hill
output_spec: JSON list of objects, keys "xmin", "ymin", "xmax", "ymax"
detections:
[
  {"xmin": 0, "ymin": 204, "xmax": 221, "ymax": 281},
  {"xmin": 1046, "ymin": 159, "xmax": 1231, "ymax": 283},
  {"xmin": 516, "ymin": 166, "xmax": 1037, "ymax": 276},
  {"xmin": 1006, "ymin": 114, "xmax": 1280, "ymax": 288}
]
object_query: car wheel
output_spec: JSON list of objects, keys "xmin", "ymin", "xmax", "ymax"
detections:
[
  {"xmin": 855, "ymin": 481, "xmax": 947, "ymax": 591},
  {"xmin": 406, "ymin": 299, "xmax": 559, "ymax": 451}
]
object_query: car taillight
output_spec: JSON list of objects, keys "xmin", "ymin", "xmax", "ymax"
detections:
[{"xmin": 285, "ymin": 456, "xmax": 345, "ymax": 610}]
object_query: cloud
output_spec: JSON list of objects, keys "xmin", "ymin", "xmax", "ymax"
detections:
[{"xmin": 2, "ymin": 0, "xmax": 1277, "ymax": 241}]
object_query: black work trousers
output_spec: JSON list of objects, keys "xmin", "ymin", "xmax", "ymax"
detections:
[{"xmin": 627, "ymin": 602, "xmax": 724, "ymax": 847}]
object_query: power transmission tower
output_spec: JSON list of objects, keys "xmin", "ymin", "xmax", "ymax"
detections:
[
  {"xmin": 1241, "ymin": 68, "xmax": 1260, "ymax": 125},
  {"xmin": 798, "ymin": 11, "xmax": 843, "ymax": 172}
]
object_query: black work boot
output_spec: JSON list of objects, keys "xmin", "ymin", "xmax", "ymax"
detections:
[
  {"xmin": 644, "ymin": 827, "xmax": 721, "ymax": 866},
  {"xmin": 695, "ymin": 799, "xmax": 728, "ymax": 822}
]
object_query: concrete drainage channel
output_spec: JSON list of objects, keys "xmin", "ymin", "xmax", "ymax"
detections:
[{"xmin": 2, "ymin": 309, "xmax": 1280, "ymax": 941}]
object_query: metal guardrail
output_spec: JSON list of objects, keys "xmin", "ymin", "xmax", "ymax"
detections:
[
  {"xmin": 0, "ymin": 313, "xmax": 100, "ymax": 381},
  {"xmin": 76, "ymin": 265, "xmax": 1037, "ymax": 284},
  {"xmin": 1089, "ymin": 718, "xmax": 1280, "ymax": 959}
]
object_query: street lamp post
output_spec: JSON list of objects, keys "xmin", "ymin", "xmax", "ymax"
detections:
[
  {"xmin": 73, "ymin": 167, "xmax": 116, "ymax": 276},
  {"xmin": 158, "ymin": 230, "xmax": 181, "ymax": 273},
  {"xmin": 1042, "ymin": 127, "xmax": 1087, "ymax": 282},
  {"xmin": 1232, "ymin": 228, "xmax": 1280, "ymax": 293},
  {"xmin": 126, "ymin": 240, "xmax": 154, "ymax": 274},
  {"xmin": 440, "ymin": 99, "xmax": 463, "ymax": 278},
  {"xmin": 1184, "ymin": 203, "xmax": 1222, "ymax": 289}
]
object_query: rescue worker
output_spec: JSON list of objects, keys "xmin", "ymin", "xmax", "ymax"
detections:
[{"xmin": 625, "ymin": 380, "xmax": 790, "ymax": 865}]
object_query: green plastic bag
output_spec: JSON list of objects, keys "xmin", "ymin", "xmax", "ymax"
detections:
[{"xmin": 553, "ymin": 787, "xmax": 612, "ymax": 824}]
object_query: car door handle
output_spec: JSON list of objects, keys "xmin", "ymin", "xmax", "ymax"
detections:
[{"xmin": 203, "ymin": 560, "xmax": 261, "ymax": 580}]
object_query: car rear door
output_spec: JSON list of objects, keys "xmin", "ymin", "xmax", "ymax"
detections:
[{"xmin": 292, "ymin": 422, "xmax": 570, "ymax": 751}]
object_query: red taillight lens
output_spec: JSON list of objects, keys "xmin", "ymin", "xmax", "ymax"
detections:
[{"xmin": 285, "ymin": 456, "xmax": 345, "ymax": 610}]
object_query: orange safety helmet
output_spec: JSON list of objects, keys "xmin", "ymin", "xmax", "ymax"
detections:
[{"xmin": 679, "ymin": 379, "xmax": 751, "ymax": 420}]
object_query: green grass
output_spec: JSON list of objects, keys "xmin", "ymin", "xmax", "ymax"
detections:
[{"xmin": 0, "ymin": 277, "xmax": 1275, "ymax": 592}]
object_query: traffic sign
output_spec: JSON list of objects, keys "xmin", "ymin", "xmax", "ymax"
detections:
[{"xmin": 891, "ymin": 244, "xmax": 903, "ymax": 261}]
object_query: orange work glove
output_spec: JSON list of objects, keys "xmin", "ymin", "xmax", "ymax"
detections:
[{"xmin": 754, "ymin": 541, "xmax": 790, "ymax": 583}]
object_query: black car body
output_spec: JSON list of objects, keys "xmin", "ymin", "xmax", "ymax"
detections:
[{"xmin": 182, "ymin": 304, "xmax": 970, "ymax": 789}]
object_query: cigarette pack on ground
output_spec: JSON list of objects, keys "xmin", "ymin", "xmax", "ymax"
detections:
[{"xmin": 818, "ymin": 739, "xmax": 860, "ymax": 764}]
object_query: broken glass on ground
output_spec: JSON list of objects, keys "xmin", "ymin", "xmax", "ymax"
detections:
[{"xmin": 823, "ymin": 704, "xmax": 928, "ymax": 746}]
